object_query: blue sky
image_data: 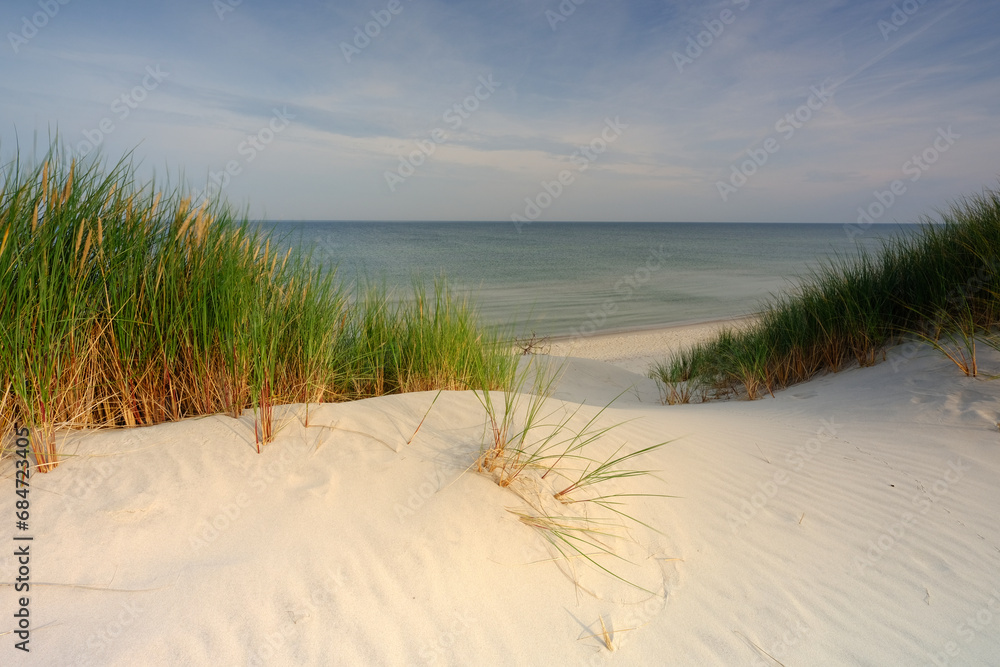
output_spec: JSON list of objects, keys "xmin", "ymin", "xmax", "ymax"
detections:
[{"xmin": 1, "ymin": 0, "xmax": 997, "ymax": 222}]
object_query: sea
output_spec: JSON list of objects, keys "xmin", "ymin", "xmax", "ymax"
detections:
[{"xmin": 268, "ymin": 221, "xmax": 919, "ymax": 338}]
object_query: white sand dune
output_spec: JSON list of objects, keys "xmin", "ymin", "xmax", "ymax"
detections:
[{"xmin": 4, "ymin": 333, "xmax": 1000, "ymax": 666}]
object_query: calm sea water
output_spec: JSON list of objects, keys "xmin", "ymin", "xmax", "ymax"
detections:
[{"xmin": 268, "ymin": 221, "xmax": 916, "ymax": 338}]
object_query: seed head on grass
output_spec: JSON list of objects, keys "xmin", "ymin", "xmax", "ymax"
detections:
[{"xmin": 0, "ymin": 138, "xmax": 516, "ymax": 470}]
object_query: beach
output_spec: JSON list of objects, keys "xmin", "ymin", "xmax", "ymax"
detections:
[
  {"xmin": 3, "ymin": 0, "xmax": 997, "ymax": 662},
  {"xmin": 545, "ymin": 317, "xmax": 756, "ymax": 375},
  {"xmin": 5, "ymin": 321, "xmax": 1000, "ymax": 665}
]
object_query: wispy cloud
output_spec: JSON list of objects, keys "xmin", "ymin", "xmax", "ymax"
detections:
[{"xmin": 1, "ymin": 0, "xmax": 996, "ymax": 221}]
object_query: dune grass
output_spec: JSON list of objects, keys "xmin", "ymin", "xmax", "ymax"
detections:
[
  {"xmin": 475, "ymin": 358, "xmax": 635, "ymax": 489},
  {"xmin": 652, "ymin": 185, "xmax": 1000, "ymax": 400},
  {"xmin": 474, "ymin": 358, "xmax": 672, "ymax": 593},
  {"xmin": 0, "ymin": 143, "xmax": 515, "ymax": 469}
]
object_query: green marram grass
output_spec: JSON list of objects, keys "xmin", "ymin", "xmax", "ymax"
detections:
[
  {"xmin": 652, "ymin": 185, "xmax": 1000, "ymax": 400},
  {"xmin": 474, "ymin": 358, "xmax": 673, "ymax": 594},
  {"xmin": 0, "ymin": 141, "xmax": 515, "ymax": 469}
]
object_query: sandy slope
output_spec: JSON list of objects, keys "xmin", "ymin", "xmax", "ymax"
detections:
[{"xmin": 3, "ymin": 336, "xmax": 1000, "ymax": 666}]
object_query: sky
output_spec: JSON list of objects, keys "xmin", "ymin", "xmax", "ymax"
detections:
[{"xmin": 0, "ymin": 0, "xmax": 998, "ymax": 223}]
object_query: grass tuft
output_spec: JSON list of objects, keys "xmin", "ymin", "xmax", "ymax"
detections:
[
  {"xmin": 0, "ymin": 140, "xmax": 515, "ymax": 468},
  {"xmin": 475, "ymin": 359, "xmax": 672, "ymax": 593},
  {"xmin": 652, "ymin": 185, "xmax": 1000, "ymax": 399}
]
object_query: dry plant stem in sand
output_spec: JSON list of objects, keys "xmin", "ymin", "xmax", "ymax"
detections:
[
  {"xmin": 514, "ymin": 331, "xmax": 550, "ymax": 356},
  {"xmin": 475, "ymin": 358, "xmax": 673, "ymax": 593},
  {"xmin": 407, "ymin": 389, "xmax": 442, "ymax": 445},
  {"xmin": 578, "ymin": 615, "xmax": 640, "ymax": 652}
]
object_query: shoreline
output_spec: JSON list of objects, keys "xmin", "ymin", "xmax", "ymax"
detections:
[
  {"xmin": 544, "ymin": 315, "xmax": 756, "ymax": 374},
  {"xmin": 543, "ymin": 313, "xmax": 758, "ymax": 343}
]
